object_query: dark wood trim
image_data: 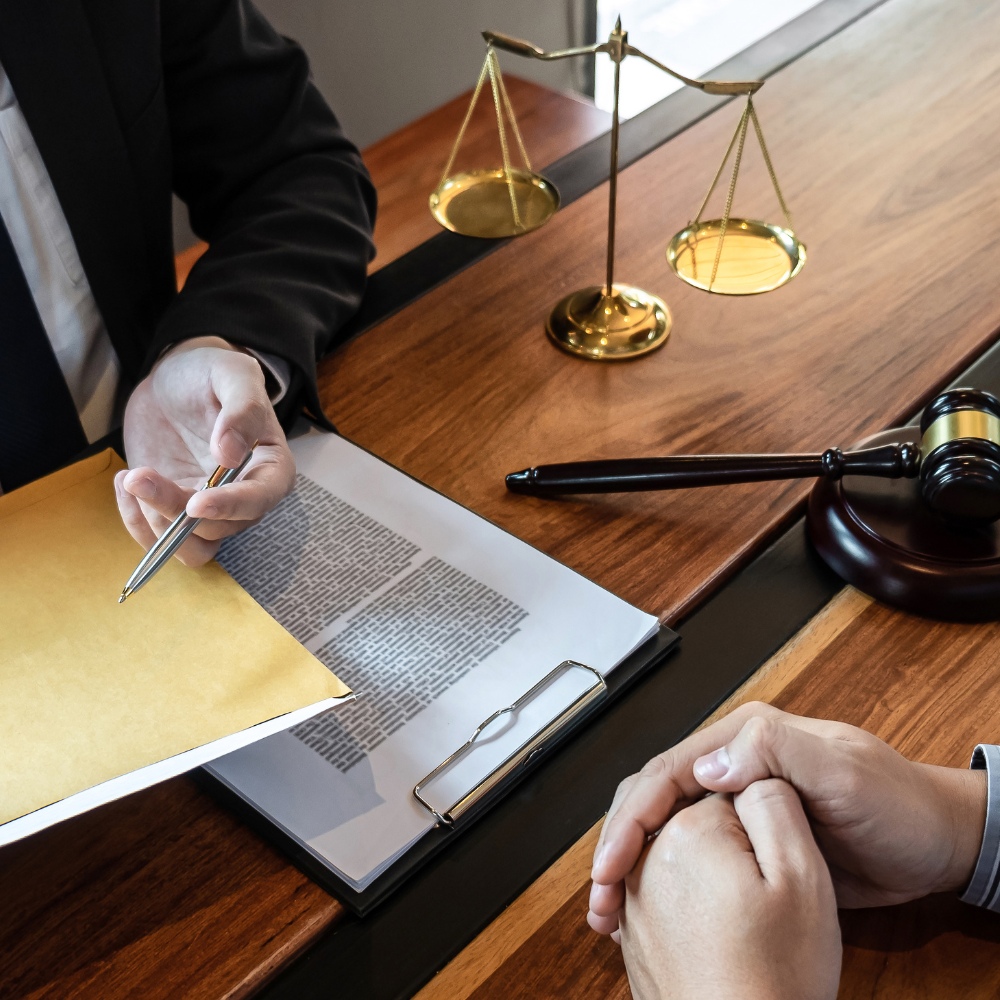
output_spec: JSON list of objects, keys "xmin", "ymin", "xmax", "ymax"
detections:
[
  {"xmin": 255, "ymin": 329, "xmax": 1000, "ymax": 1000},
  {"xmin": 257, "ymin": 519, "xmax": 841, "ymax": 1000},
  {"xmin": 332, "ymin": 0, "xmax": 891, "ymax": 348}
]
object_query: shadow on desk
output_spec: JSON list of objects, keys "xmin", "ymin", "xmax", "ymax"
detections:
[
  {"xmin": 842, "ymin": 893, "xmax": 1000, "ymax": 952},
  {"xmin": 839, "ymin": 894, "xmax": 1000, "ymax": 1000}
]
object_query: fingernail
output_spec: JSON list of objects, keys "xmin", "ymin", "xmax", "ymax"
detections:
[
  {"xmin": 694, "ymin": 747, "xmax": 731, "ymax": 781},
  {"xmin": 129, "ymin": 477, "xmax": 155, "ymax": 501},
  {"xmin": 199, "ymin": 503, "xmax": 219, "ymax": 518}
]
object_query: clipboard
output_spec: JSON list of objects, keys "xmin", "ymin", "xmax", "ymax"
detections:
[{"xmin": 200, "ymin": 623, "xmax": 678, "ymax": 914}]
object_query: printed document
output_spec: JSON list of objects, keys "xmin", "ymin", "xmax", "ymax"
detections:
[{"xmin": 209, "ymin": 433, "xmax": 658, "ymax": 890}]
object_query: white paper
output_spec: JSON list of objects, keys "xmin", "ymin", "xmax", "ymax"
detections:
[
  {"xmin": 209, "ymin": 433, "xmax": 658, "ymax": 890},
  {"xmin": 0, "ymin": 695, "xmax": 345, "ymax": 848}
]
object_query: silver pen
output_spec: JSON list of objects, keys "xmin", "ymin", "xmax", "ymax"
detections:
[{"xmin": 118, "ymin": 445, "xmax": 256, "ymax": 603}]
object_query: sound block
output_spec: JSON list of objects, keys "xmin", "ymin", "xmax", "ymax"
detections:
[{"xmin": 807, "ymin": 428, "xmax": 1000, "ymax": 621}]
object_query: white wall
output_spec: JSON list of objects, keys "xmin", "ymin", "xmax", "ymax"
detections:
[
  {"xmin": 255, "ymin": 0, "xmax": 593, "ymax": 149},
  {"xmin": 174, "ymin": 0, "xmax": 592, "ymax": 248}
]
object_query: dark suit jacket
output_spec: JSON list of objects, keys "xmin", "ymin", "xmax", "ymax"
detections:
[{"xmin": 0, "ymin": 0, "xmax": 376, "ymax": 424}]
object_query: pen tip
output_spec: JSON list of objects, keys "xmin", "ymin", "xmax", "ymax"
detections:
[{"xmin": 118, "ymin": 592, "xmax": 128, "ymax": 604}]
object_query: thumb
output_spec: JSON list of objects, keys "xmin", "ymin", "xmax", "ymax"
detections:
[
  {"xmin": 208, "ymin": 351, "xmax": 274, "ymax": 468},
  {"xmin": 733, "ymin": 778, "xmax": 826, "ymax": 884},
  {"xmin": 692, "ymin": 715, "xmax": 833, "ymax": 800}
]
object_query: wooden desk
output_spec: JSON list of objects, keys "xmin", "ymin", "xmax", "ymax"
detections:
[
  {"xmin": 306, "ymin": 0, "xmax": 1000, "ymax": 993},
  {"xmin": 173, "ymin": 76, "xmax": 610, "ymax": 285},
  {"xmin": 5, "ymin": 0, "xmax": 1000, "ymax": 997},
  {"xmin": 416, "ymin": 588, "xmax": 1000, "ymax": 998}
]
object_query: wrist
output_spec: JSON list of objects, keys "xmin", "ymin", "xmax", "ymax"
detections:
[
  {"xmin": 927, "ymin": 764, "xmax": 987, "ymax": 893},
  {"xmin": 159, "ymin": 335, "xmax": 239, "ymax": 359}
]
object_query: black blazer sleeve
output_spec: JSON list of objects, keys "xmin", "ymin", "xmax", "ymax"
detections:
[{"xmin": 145, "ymin": 0, "xmax": 377, "ymax": 422}]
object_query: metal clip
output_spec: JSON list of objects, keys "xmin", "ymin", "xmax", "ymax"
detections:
[{"xmin": 413, "ymin": 660, "xmax": 607, "ymax": 826}]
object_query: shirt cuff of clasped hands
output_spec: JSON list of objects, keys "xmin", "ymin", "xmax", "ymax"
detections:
[{"xmin": 960, "ymin": 745, "xmax": 1000, "ymax": 910}]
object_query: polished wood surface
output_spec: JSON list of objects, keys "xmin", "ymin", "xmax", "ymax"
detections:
[
  {"xmin": 416, "ymin": 588, "xmax": 874, "ymax": 999},
  {"xmin": 0, "ymin": 777, "xmax": 341, "ymax": 1000},
  {"xmin": 320, "ymin": 0, "xmax": 1000, "ymax": 626},
  {"xmin": 7, "ymin": 0, "xmax": 1000, "ymax": 996},
  {"xmin": 424, "ymin": 588, "xmax": 1000, "ymax": 999},
  {"xmin": 363, "ymin": 74, "xmax": 610, "ymax": 269},
  {"xmin": 4, "ymin": 75, "xmax": 608, "ymax": 1000},
  {"xmin": 174, "ymin": 76, "xmax": 609, "ymax": 286}
]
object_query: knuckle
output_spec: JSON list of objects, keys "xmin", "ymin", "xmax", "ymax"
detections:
[
  {"xmin": 740, "ymin": 777, "xmax": 788, "ymax": 809},
  {"xmin": 740, "ymin": 700, "xmax": 782, "ymax": 723},
  {"xmin": 239, "ymin": 396, "xmax": 270, "ymax": 428},
  {"xmin": 618, "ymin": 774, "xmax": 638, "ymax": 796},
  {"xmin": 637, "ymin": 755, "xmax": 669, "ymax": 781},
  {"xmin": 658, "ymin": 805, "xmax": 707, "ymax": 849},
  {"xmin": 232, "ymin": 349, "xmax": 265, "ymax": 381},
  {"xmin": 742, "ymin": 715, "xmax": 783, "ymax": 754},
  {"xmin": 837, "ymin": 764, "xmax": 866, "ymax": 801}
]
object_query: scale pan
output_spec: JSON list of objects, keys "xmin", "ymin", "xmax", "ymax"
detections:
[
  {"xmin": 666, "ymin": 218, "xmax": 806, "ymax": 295},
  {"xmin": 429, "ymin": 168, "xmax": 559, "ymax": 239}
]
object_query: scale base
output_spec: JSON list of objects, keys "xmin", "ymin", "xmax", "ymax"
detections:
[
  {"xmin": 667, "ymin": 218, "xmax": 806, "ymax": 295},
  {"xmin": 807, "ymin": 428, "xmax": 1000, "ymax": 621},
  {"xmin": 545, "ymin": 284, "xmax": 671, "ymax": 360},
  {"xmin": 429, "ymin": 168, "xmax": 559, "ymax": 239}
]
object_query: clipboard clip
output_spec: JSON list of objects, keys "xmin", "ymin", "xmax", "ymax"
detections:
[{"xmin": 413, "ymin": 660, "xmax": 607, "ymax": 826}]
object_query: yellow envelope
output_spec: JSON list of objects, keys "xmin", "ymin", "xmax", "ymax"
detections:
[{"xmin": 0, "ymin": 450, "xmax": 349, "ymax": 833}]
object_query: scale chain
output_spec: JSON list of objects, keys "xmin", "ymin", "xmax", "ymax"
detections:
[
  {"xmin": 439, "ymin": 53, "xmax": 491, "ymax": 185},
  {"xmin": 691, "ymin": 103, "xmax": 745, "ymax": 228},
  {"xmin": 486, "ymin": 49, "xmax": 523, "ymax": 230},
  {"xmin": 709, "ymin": 99, "xmax": 751, "ymax": 291},
  {"xmin": 494, "ymin": 62, "xmax": 532, "ymax": 173},
  {"xmin": 749, "ymin": 100, "xmax": 794, "ymax": 230}
]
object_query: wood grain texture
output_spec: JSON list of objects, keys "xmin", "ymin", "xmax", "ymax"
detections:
[
  {"xmin": 317, "ymin": 0, "xmax": 1000, "ymax": 627},
  {"xmin": 363, "ymin": 75, "xmax": 610, "ymax": 269},
  {"xmin": 0, "ymin": 778, "xmax": 341, "ymax": 1000},
  {"xmin": 9, "ymin": 0, "xmax": 1000, "ymax": 997},
  {"xmin": 3, "ymin": 77, "xmax": 607, "ymax": 1000},
  {"xmin": 417, "ymin": 586, "xmax": 873, "ymax": 999},
  {"xmin": 448, "ymin": 600, "xmax": 1000, "ymax": 999},
  {"xmin": 174, "ymin": 76, "xmax": 609, "ymax": 286}
]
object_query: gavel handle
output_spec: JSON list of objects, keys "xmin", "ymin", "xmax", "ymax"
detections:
[{"xmin": 505, "ymin": 443, "xmax": 921, "ymax": 496}]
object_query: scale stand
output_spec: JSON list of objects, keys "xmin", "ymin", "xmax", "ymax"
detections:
[{"xmin": 435, "ymin": 20, "xmax": 801, "ymax": 360}]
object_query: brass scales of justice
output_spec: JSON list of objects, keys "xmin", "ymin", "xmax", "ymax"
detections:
[{"xmin": 429, "ymin": 19, "xmax": 806, "ymax": 360}]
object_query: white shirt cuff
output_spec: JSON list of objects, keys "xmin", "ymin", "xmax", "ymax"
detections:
[
  {"xmin": 959, "ymin": 745, "xmax": 1000, "ymax": 910},
  {"xmin": 245, "ymin": 349, "xmax": 291, "ymax": 405}
]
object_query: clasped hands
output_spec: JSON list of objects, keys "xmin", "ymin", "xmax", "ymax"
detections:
[
  {"xmin": 588, "ymin": 702, "xmax": 987, "ymax": 1000},
  {"xmin": 115, "ymin": 336, "xmax": 295, "ymax": 564}
]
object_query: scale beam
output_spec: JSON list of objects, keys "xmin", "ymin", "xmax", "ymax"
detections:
[
  {"xmin": 623, "ymin": 44, "xmax": 762, "ymax": 95},
  {"xmin": 482, "ymin": 31, "xmax": 602, "ymax": 62},
  {"xmin": 434, "ymin": 18, "xmax": 800, "ymax": 360},
  {"xmin": 481, "ymin": 29, "xmax": 763, "ymax": 94}
]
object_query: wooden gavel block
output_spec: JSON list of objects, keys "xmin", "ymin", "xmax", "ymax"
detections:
[{"xmin": 808, "ymin": 426, "xmax": 1000, "ymax": 621}]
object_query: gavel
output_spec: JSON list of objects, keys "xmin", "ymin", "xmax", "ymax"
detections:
[{"xmin": 506, "ymin": 387, "xmax": 1000, "ymax": 524}]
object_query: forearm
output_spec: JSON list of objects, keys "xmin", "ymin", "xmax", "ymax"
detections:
[
  {"xmin": 150, "ymin": 0, "xmax": 377, "ymax": 416},
  {"xmin": 152, "ymin": 157, "xmax": 376, "ymax": 379}
]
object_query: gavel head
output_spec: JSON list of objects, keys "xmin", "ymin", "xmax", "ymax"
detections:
[{"xmin": 919, "ymin": 387, "xmax": 1000, "ymax": 523}]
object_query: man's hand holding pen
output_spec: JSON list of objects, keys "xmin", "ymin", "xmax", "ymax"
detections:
[{"xmin": 114, "ymin": 336, "xmax": 295, "ymax": 567}]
